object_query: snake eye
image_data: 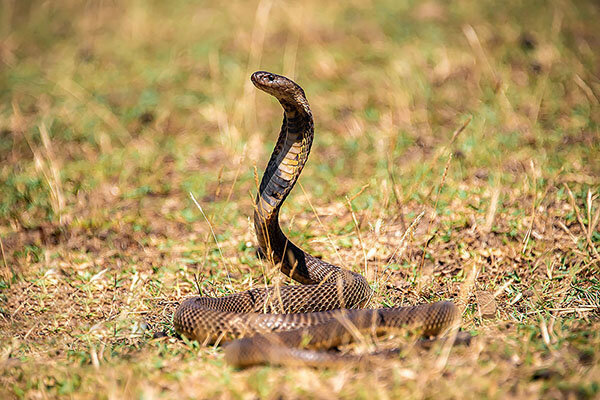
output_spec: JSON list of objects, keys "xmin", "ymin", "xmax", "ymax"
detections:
[{"xmin": 267, "ymin": 74, "xmax": 275, "ymax": 82}]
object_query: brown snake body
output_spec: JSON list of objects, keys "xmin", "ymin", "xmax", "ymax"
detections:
[{"xmin": 173, "ymin": 71, "xmax": 459, "ymax": 367}]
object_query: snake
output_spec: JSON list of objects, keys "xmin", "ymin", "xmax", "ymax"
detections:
[{"xmin": 173, "ymin": 71, "xmax": 459, "ymax": 367}]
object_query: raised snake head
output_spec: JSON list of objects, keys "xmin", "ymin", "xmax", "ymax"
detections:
[{"xmin": 251, "ymin": 71, "xmax": 311, "ymax": 116}]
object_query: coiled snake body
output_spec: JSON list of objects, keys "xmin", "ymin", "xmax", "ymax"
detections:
[{"xmin": 173, "ymin": 71, "xmax": 458, "ymax": 367}]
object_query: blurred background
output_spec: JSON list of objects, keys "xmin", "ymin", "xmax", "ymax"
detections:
[
  {"xmin": 1, "ymin": 0, "xmax": 598, "ymax": 228},
  {"xmin": 0, "ymin": 0, "xmax": 599, "ymax": 398}
]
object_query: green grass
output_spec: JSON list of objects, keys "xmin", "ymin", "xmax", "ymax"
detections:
[{"xmin": 1, "ymin": 0, "xmax": 599, "ymax": 398}]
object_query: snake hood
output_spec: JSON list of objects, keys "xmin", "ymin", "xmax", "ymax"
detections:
[{"xmin": 251, "ymin": 71, "xmax": 311, "ymax": 115}]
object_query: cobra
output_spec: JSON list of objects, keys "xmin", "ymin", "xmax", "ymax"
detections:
[{"xmin": 173, "ymin": 71, "xmax": 459, "ymax": 367}]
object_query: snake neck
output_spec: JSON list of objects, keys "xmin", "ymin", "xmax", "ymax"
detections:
[{"xmin": 253, "ymin": 106, "xmax": 316, "ymax": 283}]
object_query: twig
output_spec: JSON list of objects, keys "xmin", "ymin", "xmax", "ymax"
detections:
[
  {"xmin": 429, "ymin": 116, "xmax": 472, "ymax": 176},
  {"xmin": 345, "ymin": 195, "xmax": 368, "ymax": 279},
  {"xmin": 0, "ymin": 236, "xmax": 11, "ymax": 280},
  {"xmin": 236, "ymin": 0, "xmax": 274, "ymax": 129},
  {"xmin": 298, "ymin": 181, "xmax": 348, "ymax": 269},
  {"xmin": 564, "ymin": 184, "xmax": 600, "ymax": 261},
  {"xmin": 420, "ymin": 153, "xmax": 453, "ymax": 271},
  {"xmin": 379, "ymin": 211, "xmax": 425, "ymax": 290},
  {"xmin": 348, "ymin": 183, "xmax": 370, "ymax": 203},
  {"xmin": 226, "ymin": 144, "xmax": 247, "ymax": 203},
  {"xmin": 483, "ymin": 187, "xmax": 500, "ymax": 233},
  {"xmin": 386, "ymin": 155, "xmax": 407, "ymax": 231},
  {"xmin": 387, "ymin": 211, "xmax": 425, "ymax": 265},
  {"xmin": 462, "ymin": 25, "xmax": 515, "ymax": 120},
  {"xmin": 522, "ymin": 161, "xmax": 539, "ymax": 254},
  {"xmin": 189, "ymin": 192, "xmax": 233, "ymax": 286}
]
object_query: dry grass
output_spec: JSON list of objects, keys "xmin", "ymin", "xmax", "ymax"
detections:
[{"xmin": 0, "ymin": 0, "xmax": 599, "ymax": 398}]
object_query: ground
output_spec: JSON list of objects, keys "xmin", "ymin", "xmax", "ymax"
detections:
[{"xmin": 0, "ymin": 0, "xmax": 599, "ymax": 398}]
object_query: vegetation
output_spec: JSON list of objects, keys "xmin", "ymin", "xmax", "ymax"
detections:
[{"xmin": 1, "ymin": 0, "xmax": 598, "ymax": 398}]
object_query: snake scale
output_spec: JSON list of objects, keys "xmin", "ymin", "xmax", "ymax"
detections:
[{"xmin": 173, "ymin": 71, "xmax": 459, "ymax": 367}]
